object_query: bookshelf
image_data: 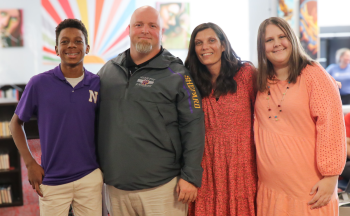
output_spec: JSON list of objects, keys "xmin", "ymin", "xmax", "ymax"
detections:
[{"xmin": 0, "ymin": 84, "xmax": 39, "ymax": 208}]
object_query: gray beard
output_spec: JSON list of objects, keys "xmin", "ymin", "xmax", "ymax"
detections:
[{"xmin": 135, "ymin": 40, "xmax": 152, "ymax": 53}]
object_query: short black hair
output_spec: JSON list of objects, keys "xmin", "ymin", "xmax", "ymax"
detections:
[{"xmin": 55, "ymin": 19, "xmax": 88, "ymax": 45}]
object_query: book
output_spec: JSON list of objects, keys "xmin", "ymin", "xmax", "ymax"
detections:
[
  {"xmin": 0, "ymin": 185, "xmax": 12, "ymax": 204},
  {"xmin": 0, "ymin": 121, "xmax": 11, "ymax": 137},
  {"xmin": 0, "ymin": 154, "xmax": 10, "ymax": 169},
  {"xmin": 7, "ymin": 186, "xmax": 12, "ymax": 203}
]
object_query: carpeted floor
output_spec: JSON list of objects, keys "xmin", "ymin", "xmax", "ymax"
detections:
[{"xmin": 1, "ymin": 139, "xmax": 41, "ymax": 216}]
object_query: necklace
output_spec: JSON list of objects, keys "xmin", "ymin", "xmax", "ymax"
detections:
[{"xmin": 266, "ymin": 81, "xmax": 290, "ymax": 121}]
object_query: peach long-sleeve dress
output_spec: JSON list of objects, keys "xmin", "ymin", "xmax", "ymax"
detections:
[{"xmin": 254, "ymin": 64, "xmax": 346, "ymax": 216}]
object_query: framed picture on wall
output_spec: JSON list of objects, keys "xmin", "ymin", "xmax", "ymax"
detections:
[
  {"xmin": 0, "ymin": 9, "xmax": 23, "ymax": 48},
  {"xmin": 156, "ymin": 2, "xmax": 190, "ymax": 50},
  {"xmin": 299, "ymin": 0, "xmax": 318, "ymax": 60},
  {"xmin": 277, "ymin": 0, "xmax": 297, "ymax": 32}
]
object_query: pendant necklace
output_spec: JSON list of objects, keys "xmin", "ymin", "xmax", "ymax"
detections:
[{"xmin": 266, "ymin": 81, "xmax": 290, "ymax": 121}]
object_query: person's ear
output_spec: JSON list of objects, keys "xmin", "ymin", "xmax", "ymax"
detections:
[
  {"xmin": 85, "ymin": 44, "xmax": 90, "ymax": 54},
  {"xmin": 221, "ymin": 42, "xmax": 226, "ymax": 52},
  {"xmin": 55, "ymin": 46, "xmax": 59, "ymax": 56}
]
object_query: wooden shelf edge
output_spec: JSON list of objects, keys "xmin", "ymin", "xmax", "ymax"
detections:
[
  {"xmin": 0, "ymin": 169, "xmax": 20, "ymax": 174},
  {"xmin": 0, "ymin": 136, "xmax": 12, "ymax": 140},
  {"xmin": 0, "ymin": 99, "xmax": 18, "ymax": 106},
  {"xmin": 0, "ymin": 201, "xmax": 23, "ymax": 208}
]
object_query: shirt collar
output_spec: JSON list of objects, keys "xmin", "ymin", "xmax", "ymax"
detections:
[
  {"xmin": 125, "ymin": 46, "xmax": 164, "ymax": 68},
  {"xmin": 53, "ymin": 64, "xmax": 91, "ymax": 86}
]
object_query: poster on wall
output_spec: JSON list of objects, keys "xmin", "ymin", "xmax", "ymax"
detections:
[
  {"xmin": 0, "ymin": 9, "xmax": 23, "ymax": 48},
  {"xmin": 299, "ymin": 0, "xmax": 318, "ymax": 60},
  {"xmin": 41, "ymin": 0, "xmax": 136, "ymax": 65},
  {"xmin": 277, "ymin": 0, "xmax": 296, "ymax": 31},
  {"xmin": 156, "ymin": 2, "xmax": 190, "ymax": 49}
]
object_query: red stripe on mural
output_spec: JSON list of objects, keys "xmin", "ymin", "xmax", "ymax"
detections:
[
  {"xmin": 43, "ymin": 46, "xmax": 57, "ymax": 55},
  {"xmin": 93, "ymin": 0, "xmax": 105, "ymax": 49},
  {"xmin": 102, "ymin": 28, "xmax": 128, "ymax": 55},
  {"xmin": 42, "ymin": 0, "xmax": 62, "ymax": 24},
  {"xmin": 58, "ymin": 0, "xmax": 75, "ymax": 18}
]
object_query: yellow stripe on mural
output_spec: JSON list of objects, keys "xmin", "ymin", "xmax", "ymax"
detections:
[{"xmin": 76, "ymin": 0, "xmax": 90, "ymax": 45}]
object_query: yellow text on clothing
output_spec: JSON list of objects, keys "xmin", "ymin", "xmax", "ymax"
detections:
[{"xmin": 184, "ymin": 75, "xmax": 201, "ymax": 108}]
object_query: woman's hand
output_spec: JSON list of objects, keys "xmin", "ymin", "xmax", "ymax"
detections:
[{"xmin": 308, "ymin": 175, "xmax": 338, "ymax": 209}]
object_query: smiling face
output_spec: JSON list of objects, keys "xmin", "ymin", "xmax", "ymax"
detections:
[
  {"xmin": 264, "ymin": 24, "xmax": 292, "ymax": 68},
  {"xmin": 194, "ymin": 28, "xmax": 225, "ymax": 69},
  {"xmin": 55, "ymin": 27, "xmax": 89, "ymax": 67},
  {"xmin": 129, "ymin": 7, "xmax": 162, "ymax": 54}
]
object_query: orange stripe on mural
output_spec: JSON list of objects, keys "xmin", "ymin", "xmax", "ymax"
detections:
[
  {"xmin": 95, "ymin": 0, "xmax": 122, "ymax": 51},
  {"xmin": 58, "ymin": 0, "xmax": 75, "ymax": 18},
  {"xmin": 41, "ymin": 0, "xmax": 62, "ymax": 24},
  {"xmin": 43, "ymin": 46, "xmax": 57, "ymax": 55},
  {"xmin": 102, "ymin": 28, "xmax": 128, "ymax": 55},
  {"xmin": 93, "ymin": 0, "xmax": 104, "ymax": 51}
]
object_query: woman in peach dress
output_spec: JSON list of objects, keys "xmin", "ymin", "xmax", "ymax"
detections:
[{"xmin": 254, "ymin": 17, "xmax": 346, "ymax": 216}]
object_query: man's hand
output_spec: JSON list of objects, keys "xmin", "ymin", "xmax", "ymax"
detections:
[
  {"xmin": 27, "ymin": 160, "xmax": 44, "ymax": 197},
  {"xmin": 308, "ymin": 175, "xmax": 338, "ymax": 209},
  {"xmin": 176, "ymin": 178, "xmax": 197, "ymax": 204}
]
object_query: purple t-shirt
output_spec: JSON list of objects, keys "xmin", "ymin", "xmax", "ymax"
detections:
[{"xmin": 15, "ymin": 65, "xmax": 100, "ymax": 185}]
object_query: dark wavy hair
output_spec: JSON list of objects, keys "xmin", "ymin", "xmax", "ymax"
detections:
[
  {"xmin": 185, "ymin": 22, "xmax": 244, "ymax": 98},
  {"xmin": 55, "ymin": 19, "xmax": 88, "ymax": 45}
]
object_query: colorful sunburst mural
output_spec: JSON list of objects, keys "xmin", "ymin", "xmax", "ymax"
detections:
[{"xmin": 41, "ymin": 0, "xmax": 136, "ymax": 65}]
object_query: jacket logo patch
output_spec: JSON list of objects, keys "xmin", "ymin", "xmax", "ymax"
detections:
[
  {"xmin": 136, "ymin": 77, "xmax": 155, "ymax": 87},
  {"xmin": 89, "ymin": 90, "xmax": 98, "ymax": 103},
  {"xmin": 184, "ymin": 75, "xmax": 201, "ymax": 108}
]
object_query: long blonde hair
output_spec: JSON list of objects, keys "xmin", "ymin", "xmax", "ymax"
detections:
[{"xmin": 256, "ymin": 17, "xmax": 313, "ymax": 92}]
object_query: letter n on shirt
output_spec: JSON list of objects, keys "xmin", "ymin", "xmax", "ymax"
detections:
[{"xmin": 89, "ymin": 90, "xmax": 98, "ymax": 103}]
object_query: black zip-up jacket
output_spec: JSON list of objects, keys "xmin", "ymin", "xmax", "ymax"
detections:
[{"xmin": 97, "ymin": 49, "xmax": 205, "ymax": 190}]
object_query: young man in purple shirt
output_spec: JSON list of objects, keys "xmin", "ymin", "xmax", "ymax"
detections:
[{"xmin": 9, "ymin": 19, "xmax": 102, "ymax": 216}]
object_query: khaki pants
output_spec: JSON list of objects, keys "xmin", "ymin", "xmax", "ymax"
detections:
[
  {"xmin": 107, "ymin": 176, "xmax": 188, "ymax": 216},
  {"xmin": 39, "ymin": 168, "xmax": 103, "ymax": 216}
]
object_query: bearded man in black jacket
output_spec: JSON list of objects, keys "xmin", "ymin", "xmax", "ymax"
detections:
[{"xmin": 97, "ymin": 5, "xmax": 205, "ymax": 216}]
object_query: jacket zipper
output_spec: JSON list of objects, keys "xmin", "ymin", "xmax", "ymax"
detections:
[
  {"xmin": 125, "ymin": 70, "xmax": 131, "ymax": 99},
  {"xmin": 124, "ymin": 68, "xmax": 143, "ymax": 99},
  {"xmin": 113, "ymin": 64, "xmax": 130, "ymax": 99}
]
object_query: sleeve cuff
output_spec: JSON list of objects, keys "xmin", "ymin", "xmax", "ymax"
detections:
[{"xmin": 180, "ymin": 166, "xmax": 203, "ymax": 188}]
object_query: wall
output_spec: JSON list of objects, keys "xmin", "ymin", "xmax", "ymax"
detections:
[
  {"xmin": 248, "ymin": 0, "xmax": 276, "ymax": 66},
  {"xmin": 0, "ymin": 0, "xmax": 41, "ymax": 85},
  {"xmin": 0, "ymin": 0, "xmax": 250, "ymax": 85},
  {"xmin": 1, "ymin": 0, "xmax": 349, "ymax": 85},
  {"xmin": 318, "ymin": 0, "xmax": 350, "ymax": 27}
]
